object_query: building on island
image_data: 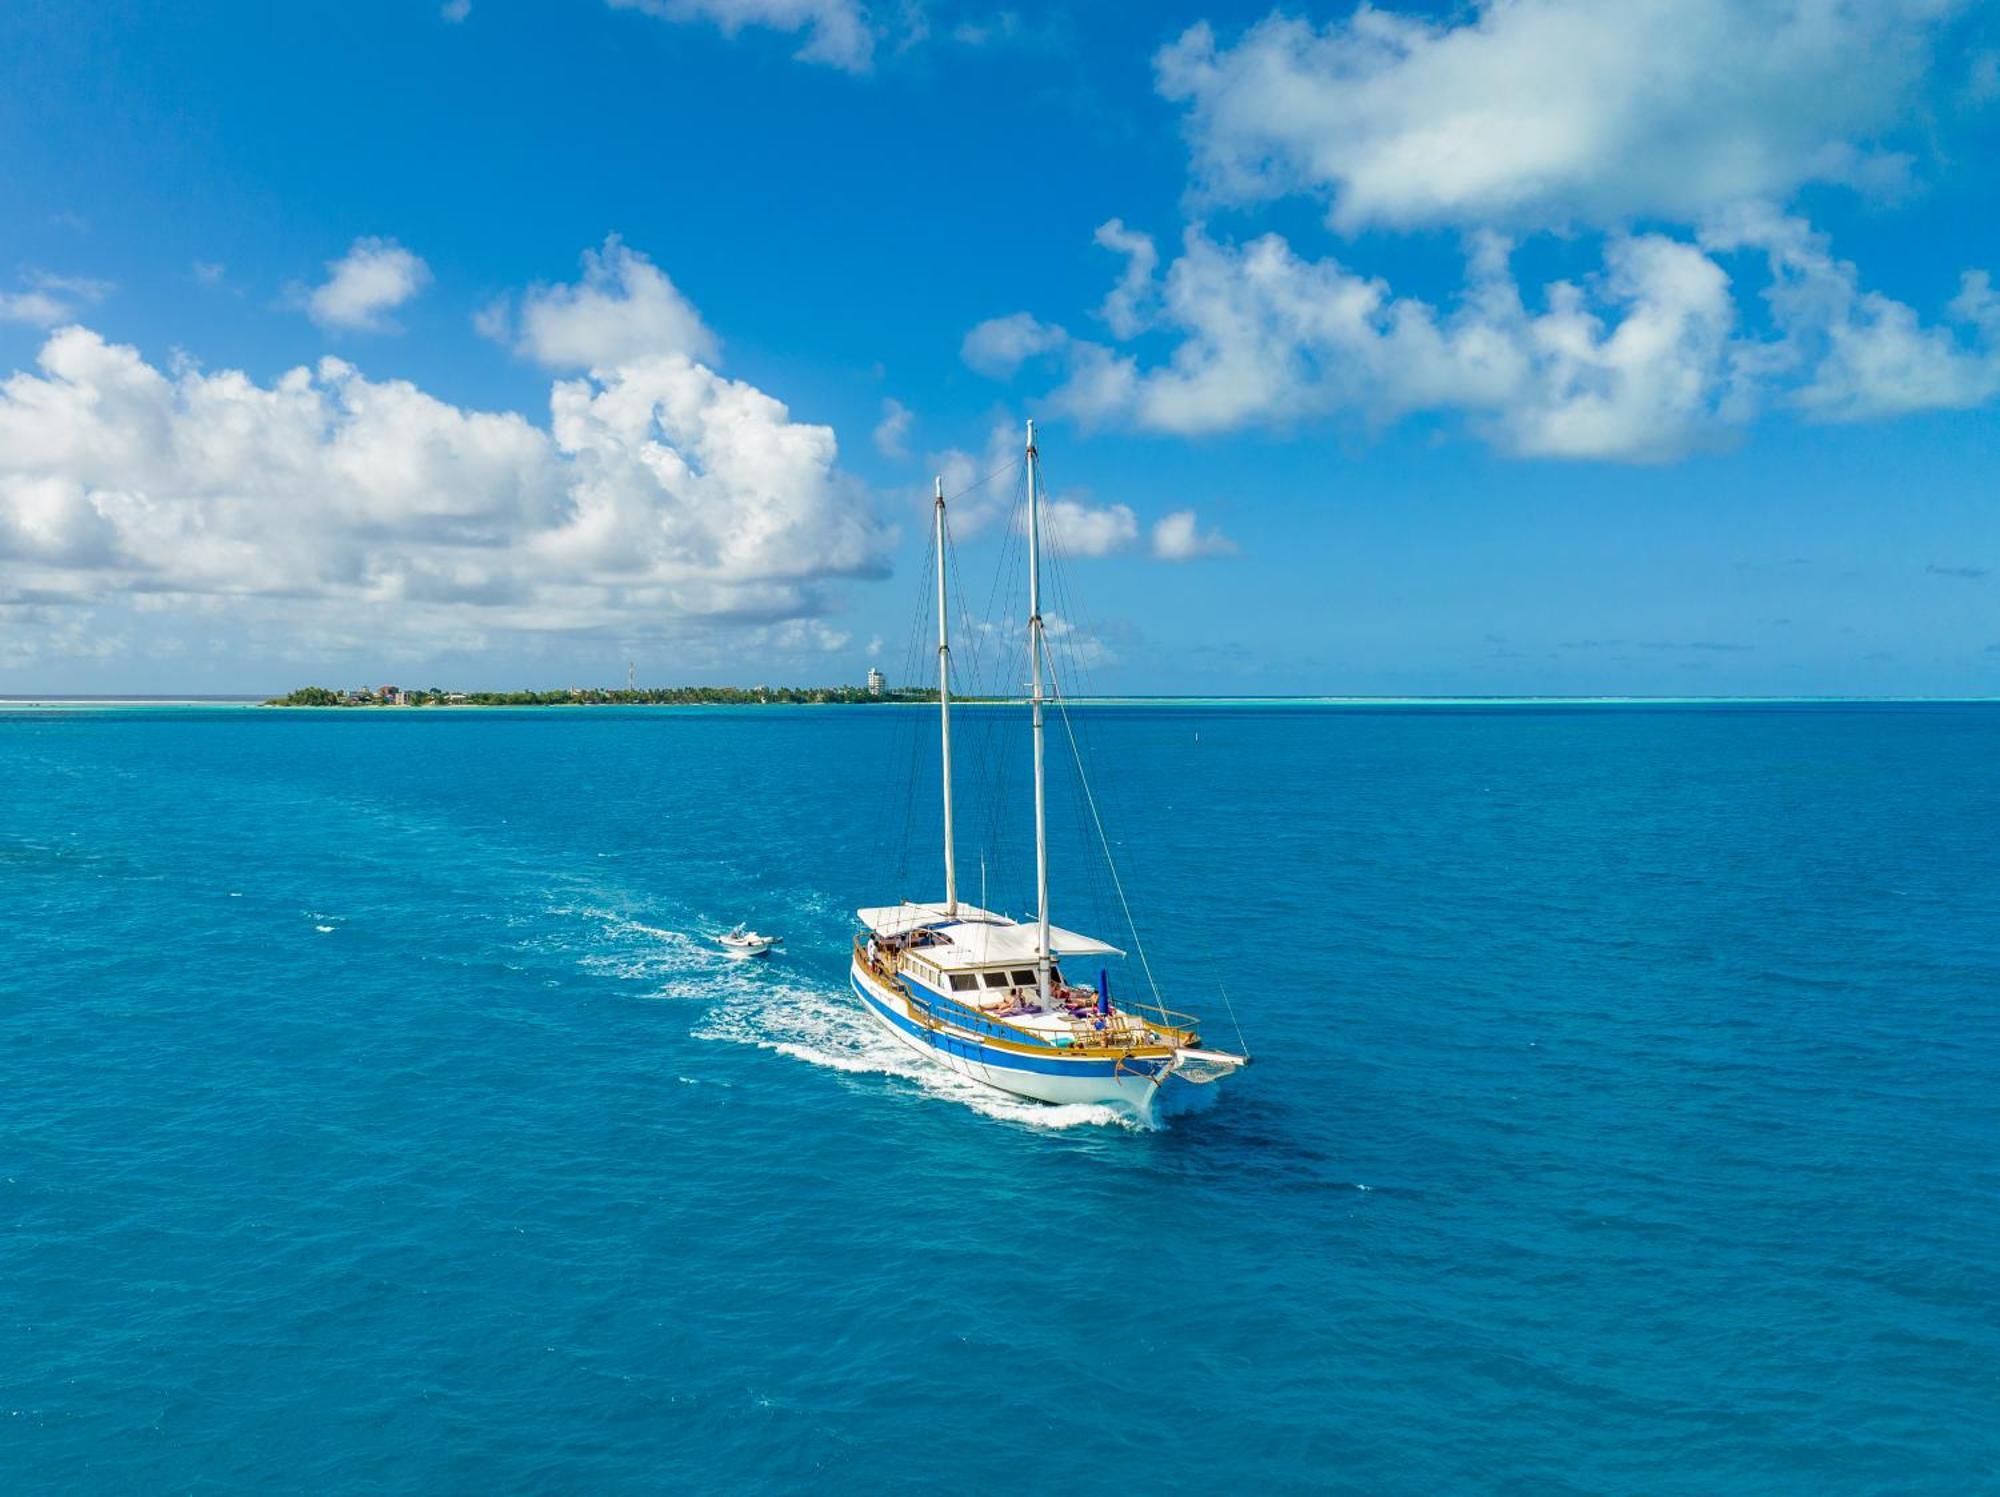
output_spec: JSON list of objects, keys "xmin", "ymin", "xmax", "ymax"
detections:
[{"xmin": 866, "ymin": 667, "xmax": 885, "ymax": 697}]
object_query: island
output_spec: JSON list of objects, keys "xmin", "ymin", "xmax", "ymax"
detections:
[{"xmin": 265, "ymin": 683, "xmax": 943, "ymax": 707}]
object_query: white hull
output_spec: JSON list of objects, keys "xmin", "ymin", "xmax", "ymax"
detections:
[{"xmin": 850, "ymin": 960, "xmax": 1173, "ymax": 1122}]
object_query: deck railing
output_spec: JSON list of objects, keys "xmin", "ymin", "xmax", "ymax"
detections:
[{"xmin": 1107, "ymin": 996, "xmax": 1203, "ymax": 1035}]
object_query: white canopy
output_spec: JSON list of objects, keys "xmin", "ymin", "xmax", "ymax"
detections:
[
  {"xmin": 856, "ymin": 900, "xmax": 1123, "ymax": 965},
  {"xmin": 856, "ymin": 900, "xmax": 1007, "ymax": 938}
]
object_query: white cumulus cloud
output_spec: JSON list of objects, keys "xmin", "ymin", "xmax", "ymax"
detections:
[
  {"xmin": 1703, "ymin": 205, "xmax": 2000, "ymax": 421},
  {"xmin": 0, "ymin": 271, "xmax": 112, "ymax": 328},
  {"xmin": 1157, "ymin": 1, "xmax": 1967, "ymax": 234},
  {"xmin": 976, "ymin": 215, "xmax": 2000, "ymax": 463},
  {"xmin": 305, "ymin": 237, "xmax": 432, "ymax": 333},
  {"xmin": 0, "ymin": 313, "xmax": 890, "ymax": 660},
  {"xmin": 492, "ymin": 236, "xmax": 720, "ymax": 369},
  {"xmin": 0, "ymin": 290, "xmax": 78, "ymax": 327},
  {"xmin": 1151, "ymin": 509, "xmax": 1235, "ymax": 561},
  {"xmin": 606, "ymin": 0, "xmax": 874, "ymax": 72},
  {"xmin": 963, "ymin": 3, "xmax": 1999, "ymax": 463},
  {"xmin": 1023, "ymin": 223, "xmax": 1739, "ymax": 461},
  {"xmin": 873, "ymin": 396, "xmax": 913, "ymax": 458},
  {"xmin": 1094, "ymin": 218, "xmax": 1160, "ymax": 339},
  {"xmin": 1035, "ymin": 497, "xmax": 1137, "ymax": 558},
  {"xmin": 960, "ymin": 1, "xmax": 1992, "ymax": 462},
  {"xmin": 961, "ymin": 312, "xmax": 1069, "ymax": 378}
]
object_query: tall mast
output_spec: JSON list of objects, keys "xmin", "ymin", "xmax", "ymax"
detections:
[
  {"xmin": 934, "ymin": 475, "xmax": 957, "ymax": 915},
  {"xmin": 1026, "ymin": 419, "xmax": 1051, "ymax": 1006}
]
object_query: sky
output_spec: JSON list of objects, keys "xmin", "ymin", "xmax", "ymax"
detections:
[{"xmin": 1, "ymin": 0, "xmax": 1997, "ymax": 696}]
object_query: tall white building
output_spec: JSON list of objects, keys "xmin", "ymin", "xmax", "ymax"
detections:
[{"xmin": 866, "ymin": 667, "xmax": 885, "ymax": 697}]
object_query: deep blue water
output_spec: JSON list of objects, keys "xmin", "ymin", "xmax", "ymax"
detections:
[{"xmin": 3, "ymin": 702, "xmax": 1996, "ymax": 1494}]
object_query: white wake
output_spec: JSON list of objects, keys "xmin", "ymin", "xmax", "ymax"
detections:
[
  {"xmin": 694, "ymin": 976, "xmax": 1149, "ymax": 1132},
  {"xmin": 543, "ymin": 897, "xmax": 1155, "ymax": 1131}
]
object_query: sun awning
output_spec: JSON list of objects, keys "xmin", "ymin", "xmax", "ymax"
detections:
[
  {"xmin": 855, "ymin": 900, "xmax": 1123, "ymax": 961},
  {"xmin": 856, "ymin": 900, "xmax": 1011, "ymax": 938},
  {"xmin": 940, "ymin": 921, "xmax": 1122, "ymax": 963}
]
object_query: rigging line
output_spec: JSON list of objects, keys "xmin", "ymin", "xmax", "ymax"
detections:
[
  {"xmin": 1041, "ymin": 471, "xmax": 1156, "ymax": 958},
  {"xmin": 1039, "ymin": 471, "xmax": 1127, "ymax": 934},
  {"xmin": 1035, "ymin": 502, "xmax": 1118, "ymax": 945},
  {"xmin": 946, "ymin": 505, "xmax": 1002, "ymax": 680},
  {"xmin": 1047, "ymin": 521, "xmax": 1249, "ymax": 1058},
  {"xmin": 944, "ymin": 514, "xmax": 991, "ymax": 704},
  {"xmin": 941, "ymin": 437, "xmax": 1021, "ymax": 859},
  {"xmin": 972, "ymin": 462, "xmax": 1028, "ymax": 694},
  {"xmin": 940, "ymin": 505, "xmax": 1017, "ymax": 915},
  {"xmin": 1059, "ymin": 707, "xmax": 1116, "ymax": 956},
  {"xmin": 968, "ymin": 470, "xmax": 1030, "ymax": 905},
  {"xmin": 938, "ymin": 508, "xmax": 1000, "ymax": 894},
  {"xmin": 944, "ymin": 520, "xmax": 1024, "ymax": 916},
  {"xmin": 1040, "ymin": 498, "xmax": 1096, "ymax": 695},
  {"xmin": 1039, "ymin": 512, "xmax": 1212, "ymax": 1035},
  {"xmin": 888, "ymin": 510, "xmax": 940, "ymax": 894},
  {"xmin": 1045, "ymin": 649, "xmax": 1166, "ymax": 1010},
  {"xmin": 944, "ymin": 455, "xmax": 1022, "ymax": 509},
  {"xmin": 1030, "ymin": 453, "xmax": 1122, "ymax": 946},
  {"xmin": 1214, "ymin": 979, "xmax": 1252, "ymax": 1062},
  {"xmin": 1033, "ymin": 452, "xmax": 1251, "ymax": 1056}
]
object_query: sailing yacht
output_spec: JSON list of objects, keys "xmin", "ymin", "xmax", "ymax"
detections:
[{"xmin": 849, "ymin": 421, "xmax": 1248, "ymax": 1122}]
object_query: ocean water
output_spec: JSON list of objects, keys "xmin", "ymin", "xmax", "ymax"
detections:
[{"xmin": 2, "ymin": 701, "xmax": 1995, "ymax": 1494}]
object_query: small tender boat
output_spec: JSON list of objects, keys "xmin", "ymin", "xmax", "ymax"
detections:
[
  {"xmin": 849, "ymin": 423, "xmax": 1249, "ymax": 1124},
  {"xmin": 718, "ymin": 925, "xmax": 782, "ymax": 958}
]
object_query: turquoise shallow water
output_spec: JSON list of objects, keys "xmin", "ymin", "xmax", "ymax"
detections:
[{"xmin": 3, "ymin": 702, "xmax": 1996, "ymax": 1493}]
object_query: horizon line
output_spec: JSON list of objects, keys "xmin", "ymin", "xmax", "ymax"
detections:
[{"xmin": 6, "ymin": 692, "xmax": 2000, "ymax": 708}]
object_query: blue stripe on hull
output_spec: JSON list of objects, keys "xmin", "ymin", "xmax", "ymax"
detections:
[{"xmin": 849, "ymin": 970, "xmax": 1166, "ymax": 1080}]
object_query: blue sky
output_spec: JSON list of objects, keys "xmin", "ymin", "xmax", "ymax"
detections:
[{"xmin": 1, "ymin": 0, "xmax": 1996, "ymax": 694}]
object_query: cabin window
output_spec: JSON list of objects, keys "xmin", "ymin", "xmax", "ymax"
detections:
[
  {"xmin": 982, "ymin": 972, "xmax": 1010, "ymax": 989},
  {"xmin": 1010, "ymin": 970, "xmax": 1036, "ymax": 986},
  {"xmin": 949, "ymin": 974, "xmax": 979, "ymax": 993}
]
